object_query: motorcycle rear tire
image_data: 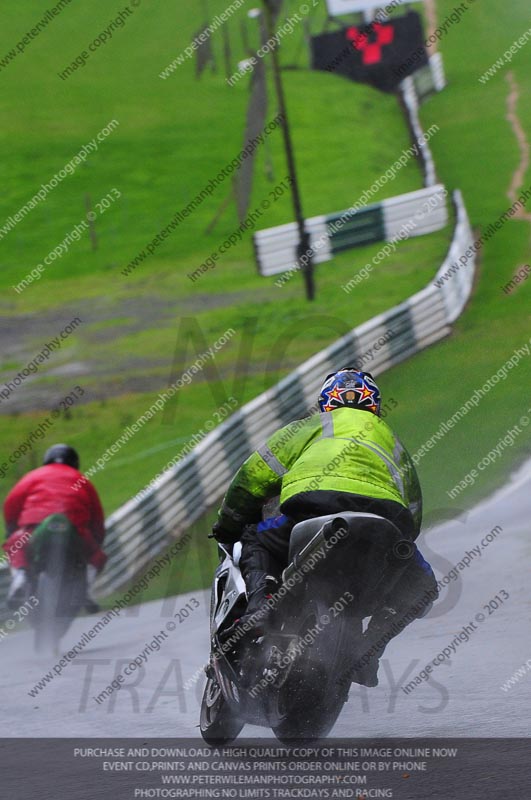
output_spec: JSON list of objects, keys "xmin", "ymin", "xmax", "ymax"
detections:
[
  {"xmin": 271, "ymin": 593, "xmax": 358, "ymax": 743},
  {"xmin": 32, "ymin": 533, "xmax": 86, "ymax": 655}
]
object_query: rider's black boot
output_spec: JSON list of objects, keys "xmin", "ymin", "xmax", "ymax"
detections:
[
  {"xmin": 236, "ymin": 570, "xmax": 279, "ymax": 636},
  {"xmin": 352, "ymin": 606, "xmax": 406, "ymax": 687}
]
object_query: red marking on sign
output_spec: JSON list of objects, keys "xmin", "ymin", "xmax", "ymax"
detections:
[{"xmin": 346, "ymin": 23, "xmax": 395, "ymax": 65}]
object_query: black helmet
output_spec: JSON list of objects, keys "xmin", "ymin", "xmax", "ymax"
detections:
[{"xmin": 43, "ymin": 444, "xmax": 80, "ymax": 470}]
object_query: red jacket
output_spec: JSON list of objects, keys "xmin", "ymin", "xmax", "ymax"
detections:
[{"xmin": 3, "ymin": 464, "xmax": 106, "ymax": 568}]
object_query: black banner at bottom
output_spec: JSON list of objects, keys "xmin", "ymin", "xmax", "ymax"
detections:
[{"xmin": 1, "ymin": 739, "xmax": 529, "ymax": 800}]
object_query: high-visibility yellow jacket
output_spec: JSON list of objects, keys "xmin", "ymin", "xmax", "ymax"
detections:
[{"xmin": 216, "ymin": 407, "xmax": 422, "ymax": 537}]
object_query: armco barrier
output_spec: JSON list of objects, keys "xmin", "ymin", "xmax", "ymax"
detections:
[
  {"xmin": 411, "ymin": 52, "xmax": 446, "ymax": 104},
  {"xmin": 400, "ymin": 74, "xmax": 438, "ymax": 188},
  {"xmin": 254, "ymin": 184, "xmax": 449, "ymax": 277}
]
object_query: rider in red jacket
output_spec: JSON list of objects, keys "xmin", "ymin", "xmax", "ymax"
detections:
[{"xmin": 3, "ymin": 444, "xmax": 106, "ymax": 608}]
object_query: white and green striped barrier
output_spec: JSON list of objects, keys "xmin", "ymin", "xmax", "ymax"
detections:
[
  {"xmin": 411, "ymin": 52, "xmax": 446, "ymax": 102},
  {"xmin": 254, "ymin": 184, "xmax": 449, "ymax": 278}
]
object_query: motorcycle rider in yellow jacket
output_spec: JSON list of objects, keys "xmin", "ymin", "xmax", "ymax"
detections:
[{"xmin": 212, "ymin": 368, "xmax": 438, "ymax": 686}]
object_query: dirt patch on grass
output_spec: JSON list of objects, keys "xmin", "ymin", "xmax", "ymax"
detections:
[
  {"xmin": 505, "ymin": 71, "xmax": 531, "ymax": 228},
  {"xmin": 504, "ymin": 71, "xmax": 531, "ymax": 294},
  {"xmin": 0, "ymin": 289, "xmax": 259, "ymax": 414}
]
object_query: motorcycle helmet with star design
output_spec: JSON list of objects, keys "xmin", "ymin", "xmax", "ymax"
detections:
[{"xmin": 318, "ymin": 367, "xmax": 381, "ymax": 416}]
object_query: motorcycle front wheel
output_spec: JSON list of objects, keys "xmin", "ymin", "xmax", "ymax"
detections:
[{"xmin": 200, "ymin": 672, "xmax": 244, "ymax": 745}]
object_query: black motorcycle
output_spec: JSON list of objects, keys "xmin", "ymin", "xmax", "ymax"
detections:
[
  {"xmin": 28, "ymin": 514, "xmax": 87, "ymax": 654},
  {"xmin": 200, "ymin": 511, "xmax": 415, "ymax": 743}
]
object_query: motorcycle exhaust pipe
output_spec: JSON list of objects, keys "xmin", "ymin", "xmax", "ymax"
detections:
[
  {"xmin": 282, "ymin": 516, "xmax": 415, "ymax": 594},
  {"xmin": 389, "ymin": 538, "xmax": 416, "ymax": 564},
  {"xmin": 281, "ymin": 516, "xmax": 349, "ymax": 588},
  {"xmin": 363, "ymin": 538, "xmax": 416, "ymax": 610}
]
